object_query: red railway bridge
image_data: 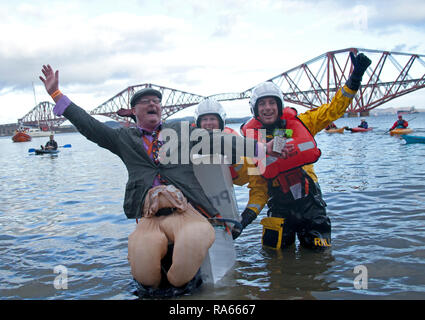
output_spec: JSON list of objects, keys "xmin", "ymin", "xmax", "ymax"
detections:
[{"xmin": 16, "ymin": 48, "xmax": 425, "ymax": 128}]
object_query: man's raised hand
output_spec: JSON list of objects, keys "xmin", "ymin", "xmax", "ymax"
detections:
[{"xmin": 39, "ymin": 65, "xmax": 59, "ymax": 96}]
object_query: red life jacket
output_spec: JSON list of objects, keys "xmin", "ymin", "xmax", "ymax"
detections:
[
  {"xmin": 223, "ymin": 126, "xmax": 239, "ymax": 135},
  {"xmin": 241, "ymin": 107, "xmax": 321, "ymax": 180}
]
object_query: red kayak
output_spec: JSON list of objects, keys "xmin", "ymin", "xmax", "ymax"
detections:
[{"xmin": 345, "ymin": 127, "xmax": 373, "ymax": 132}]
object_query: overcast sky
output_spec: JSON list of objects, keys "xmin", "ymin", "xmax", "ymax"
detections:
[{"xmin": 1, "ymin": 0, "xmax": 425, "ymax": 124}]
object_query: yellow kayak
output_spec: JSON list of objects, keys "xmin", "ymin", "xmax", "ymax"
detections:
[
  {"xmin": 390, "ymin": 128, "xmax": 413, "ymax": 135},
  {"xmin": 325, "ymin": 127, "xmax": 344, "ymax": 134}
]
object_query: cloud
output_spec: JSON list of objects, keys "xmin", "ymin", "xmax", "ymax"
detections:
[
  {"xmin": 366, "ymin": 0, "xmax": 425, "ymax": 30},
  {"xmin": 211, "ymin": 13, "xmax": 239, "ymax": 37},
  {"xmin": 0, "ymin": 9, "xmax": 187, "ymax": 91},
  {"xmin": 1, "ymin": 0, "xmax": 425, "ymax": 125}
]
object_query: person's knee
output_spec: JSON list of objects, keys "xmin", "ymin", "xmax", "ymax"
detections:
[
  {"xmin": 167, "ymin": 270, "xmax": 192, "ymax": 288},
  {"xmin": 129, "ymin": 229, "xmax": 168, "ymax": 253},
  {"xmin": 179, "ymin": 221, "xmax": 215, "ymax": 248},
  {"xmin": 167, "ymin": 222, "xmax": 214, "ymax": 287}
]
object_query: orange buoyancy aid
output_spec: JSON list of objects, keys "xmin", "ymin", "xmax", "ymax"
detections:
[
  {"xmin": 241, "ymin": 107, "xmax": 321, "ymax": 180},
  {"xmin": 223, "ymin": 126, "xmax": 239, "ymax": 135}
]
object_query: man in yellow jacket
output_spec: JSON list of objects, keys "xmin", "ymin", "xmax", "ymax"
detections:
[
  {"xmin": 240, "ymin": 52, "xmax": 372, "ymax": 250},
  {"xmin": 194, "ymin": 98, "xmax": 268, "ymax": 239}
]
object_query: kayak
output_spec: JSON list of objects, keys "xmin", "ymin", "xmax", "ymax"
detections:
[
  {"xmin": 401, "ymin": 135, "xmax": 425, "ymax": 144},
  {"xmin": 325, "ymin": 127, "xmax": 344, "ymax": 134},
  {"xmin": 29, "ymin": 144, "xmax": 71, "ymax": 154},
  {"xmin": 34, "ymin": 149, "xmax": 60, "ymax": 155},
  {"xmin": 390, "ymin": 128, "xmax": 413, "ymax": 136},
  {"xmin": 348, "ymin": 127, "xmax": 373, "ymax": 132}
]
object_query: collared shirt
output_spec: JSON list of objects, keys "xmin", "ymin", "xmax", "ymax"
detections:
[{"xmin": 137, "ymin": 122, "xmax": 162, "ymax": 158}]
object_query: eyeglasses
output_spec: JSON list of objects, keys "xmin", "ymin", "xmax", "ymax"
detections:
[{"xmin": 137, "ymin": 98, "xmax": 162, "ymax": 105}]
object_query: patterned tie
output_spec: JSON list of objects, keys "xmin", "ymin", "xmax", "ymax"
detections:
[
  {"xmin": 151, "ymin": 129, "xmax": 162, "ymax": 165},
  {"xmin": 150, "ymin": 129, "xmax": 168, "ymax": 184}
]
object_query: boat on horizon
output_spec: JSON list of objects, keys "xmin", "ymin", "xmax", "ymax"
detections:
[
  {"xmin": 17, "ymin": 125, "xmax": 55, "ymax": 138},
  {"xmin": 26, "ymin": 126, "xmax": 55, "ymax": 137},
  {"xmin": 397, "ymin": 106, "xmax": 419, "ymax": 115}
]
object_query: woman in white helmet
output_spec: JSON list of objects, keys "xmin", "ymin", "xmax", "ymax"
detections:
[
  {"xmin": 194, "ymin": 98, "xmax": 227, "ymax": 130},
  {"xmin": 194, "ymin": 98, "xmax": 268, "ymax": 239}
]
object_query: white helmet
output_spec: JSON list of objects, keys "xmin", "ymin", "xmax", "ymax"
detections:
[
  {"xmin": 249, "ymin": 81, "xmax": 284, "ymax": 118},
  {"xmin": 194, "ymin": 98, "xmax": 226, "ymax": 130}
]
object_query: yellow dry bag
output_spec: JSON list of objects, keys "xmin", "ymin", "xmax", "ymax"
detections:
[{"xmin": 260, "ymin": 217, "xmax": 285, "ymax": 249}]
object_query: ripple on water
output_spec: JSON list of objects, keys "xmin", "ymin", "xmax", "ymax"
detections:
[{"xmin": 2, "ymin": 118, "xmax": 425, "ymax": 299}]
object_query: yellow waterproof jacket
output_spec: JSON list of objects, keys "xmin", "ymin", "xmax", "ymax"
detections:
[
  {"xmin": 231, "ymin": 158, "xmax": 268, "ymax": 215},
  {"xmin": 263, "ymin": 85, "xmax": 357, "ymax": 190},
  {"xmin": 297, "ymin": 85, "xmax": 357, "ymax": 182},
  {"xmin": 230, "ymin": 85, "xmax": 357, "ymax": 215}
]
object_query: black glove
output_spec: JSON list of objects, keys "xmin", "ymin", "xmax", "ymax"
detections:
[
  {"xmin": 232, "ymin": 208, "xmax": 258, "ymax": 240},
  {"xmin": 346, "ymin": 52, "xmax": 372, "ymax": 91}
]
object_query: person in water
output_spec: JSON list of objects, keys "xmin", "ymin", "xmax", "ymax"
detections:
[
  {"xmin": 194, "ymin": 98, "xmax": 268, "ymax": 239},
  {"xmin": 41, "ymin": 134, "xmax": 58, "ymax": 150},
  {"xmin": 240, "ymin": 52, "xmax": 372, "ymax": 250},
  {"xmin": 389, "ymin": 115, "xmax": 408, "ymax": 131},
  {"xmin": 325, "ymin": 122, "xmax": 338, "ymax": 130},
  {"xmin": 39, "ymin": 64, "xmax": 284, "ymax": 295},
  {"xmin": 358, "ymin": 119, "xmax": 368, "ymax": 129}
]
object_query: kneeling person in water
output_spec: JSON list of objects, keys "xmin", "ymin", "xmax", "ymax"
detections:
[{"xmin": 40, "ymin": 65, "xmax": 282, "ymax": 294}]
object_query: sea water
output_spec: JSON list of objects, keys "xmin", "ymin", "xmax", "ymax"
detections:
[{"xmin": 1, "ymin": 113, "xmax": 424, "ymax": 299}]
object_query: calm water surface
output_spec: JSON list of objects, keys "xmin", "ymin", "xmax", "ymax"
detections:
[{"xmin": 1, "ymin": 113, "xmax": 425, "ymax": 299}]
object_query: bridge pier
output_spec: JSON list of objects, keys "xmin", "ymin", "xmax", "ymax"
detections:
[{"xmin": 346, "ymin": 111, "xmax": 370, "ymax": 117}]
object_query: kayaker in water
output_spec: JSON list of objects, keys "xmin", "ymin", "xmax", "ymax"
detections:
[
  {"xmin": 194, "ymin": 98, "xmax": 269, "ymax": 239},
  {"xmin": 240, "ymin": 52, "xmax": 372, "ymax": 250},
  {"xmin": 358, "ymin": 119, "xmax": 369, "ymax": 129},
  {"xmin": 389, "ymin": 115, "xmax": 408, "ymax": 131},
  {"xmin": 41, "ymin": 134, "xmax": 58, "ymax": 150},
  {"xmin": 39, "ymin": 64, "xmax": 285, "ymax": 296},
  {"xmin": 325, "ymin": 122, "xmax": 338, "ymax": 130}
]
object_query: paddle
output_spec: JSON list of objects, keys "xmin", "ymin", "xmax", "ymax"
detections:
[{"xmin": 28, "ymin": 144, "xmax": 72, "ymax": 153}]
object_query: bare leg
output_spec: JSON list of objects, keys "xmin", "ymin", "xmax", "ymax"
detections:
[
  {"xmin": 136, "ymin": 185, "xmax": 215, "ymax": 288},
  {"xmin": 160, "ymin": 206, "xmax": 215, "ymax": 287},
  {"xmin": 128, "ymin": 218, "xmax": 168, "ymax": 287}
]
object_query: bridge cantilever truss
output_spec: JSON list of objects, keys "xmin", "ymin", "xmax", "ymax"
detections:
[
  {"xmin": 211, "ymin": 48, "xmax": 425, "ymax": 115},
  {"xmin": 17, "ymin": 48, "xmax": 425, "ymax": 127},
  {"xmin": 18, "ymin": 101, "xmax": 60, "ymax": 128},
  {"xmin": 18, "ymin": 85, "xmax": 206, "ymax": 127},
  {"xmin": 90, "ymin": 83, "xmax": 206, "ymax": 122}
]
